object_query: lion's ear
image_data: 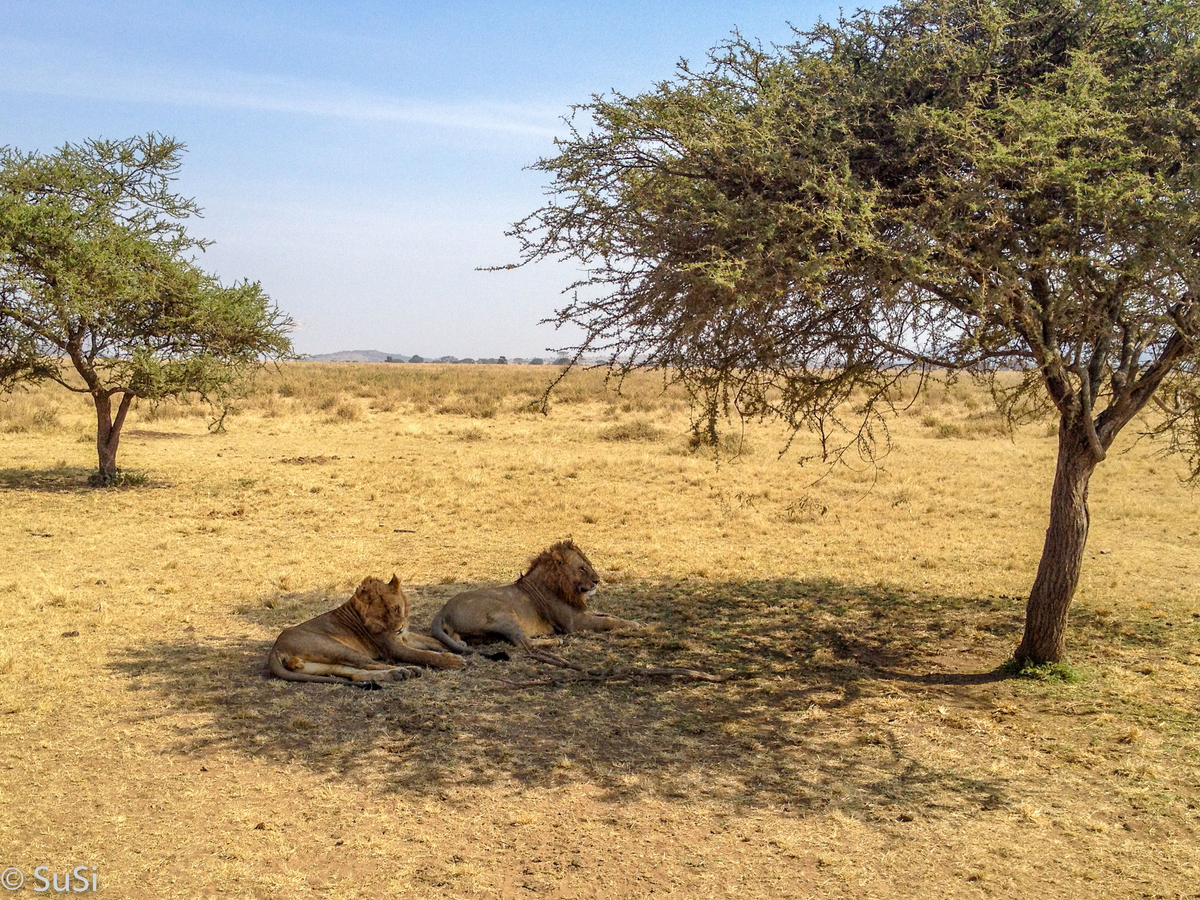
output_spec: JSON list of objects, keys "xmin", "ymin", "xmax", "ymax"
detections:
[{"xmin": 388, "ymin": 574, "xmax": 401, "ymax": 589}]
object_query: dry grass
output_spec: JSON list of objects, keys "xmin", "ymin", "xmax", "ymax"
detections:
[{"xmin": 1, "ymin": 363, "xmax": 1199, "ymax": 899}]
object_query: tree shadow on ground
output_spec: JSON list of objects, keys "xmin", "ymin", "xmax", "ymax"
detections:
[
  {"xmin": 107, "ymin": 578, "xmax": 1031, "ymax": 818},
  {"xmin": 0, "ymin": 466, "xmax": 96, "ymax": 492},
  {"xmin": 0, "ymin": 465, "xmax": 162, "ymax": 492}
]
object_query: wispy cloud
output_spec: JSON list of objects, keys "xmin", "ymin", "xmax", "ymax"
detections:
[{"xmin": 0, "ymin": 38, "xmax": 563, "ymax": 138}]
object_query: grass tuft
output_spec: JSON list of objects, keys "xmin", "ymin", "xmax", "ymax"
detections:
[
  {"xmin": 87, "ymin": 468, "xmax": 150, "ymax": 488},
  {"xmin": 597, "ymin": 420, "xmax": 665, "ymax": 442},
  {"xmin": 1001, "ymin": 657, "xmax": 1084, "ymax": 683}
]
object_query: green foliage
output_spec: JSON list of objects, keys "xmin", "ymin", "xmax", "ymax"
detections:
[
  {"xmin": 0, "ymin": 135, "xmax": 293, "ymax": 402},
  {"xmin": 511, "ymin": 0, "xmax": 1200, "ymax": 664},
  {"xmin": 1001, "ymin": 657, "xmax": 1084, "ymax": 684},
  {"xmin": 512, "ymin": 0, "xmax": 1200, "ymax": 469},
  {"xmin": 0, "ymin": 134, "xmax": 294, "ymax": 477}
]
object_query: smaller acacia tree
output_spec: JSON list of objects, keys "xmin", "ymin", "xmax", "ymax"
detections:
[{"xmin": 0, "ymin": 135, "xmax": 293, "ymax": 483}]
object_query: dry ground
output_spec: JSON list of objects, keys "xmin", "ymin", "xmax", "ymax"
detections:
[{"xmin": 1, "ymin": 363, "xmax": 1198, "ymax": 899}]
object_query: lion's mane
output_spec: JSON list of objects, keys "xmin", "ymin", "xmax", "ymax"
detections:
[{"xmin": 516, "ymin": 539, "xmax": 593, "ymax": 619}]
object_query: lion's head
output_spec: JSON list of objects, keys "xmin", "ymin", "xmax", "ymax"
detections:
[
  {"xmin": 521, "ymin": 540, "xmax": 599, "ymax": 609},
  {"xmin": 348, "ymin": 574, "xmax": 408, "ymax": 634}
]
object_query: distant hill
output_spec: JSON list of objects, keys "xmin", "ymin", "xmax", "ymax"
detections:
[
  {"xmin": 305, "ymin": 350, "xmax": 573, "ymax": 365},
  {"xmin": 306, "ymin": 350, "xmax": 404, "ymax": 363}
]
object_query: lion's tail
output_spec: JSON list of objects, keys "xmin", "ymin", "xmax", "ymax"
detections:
[
  {"xmin": 429, "ymin": 612, "xmax": 472, "ymax": 655},
  {"xmin": 268, "ymin": 648, "xmax": 351, "ymax": 684}
]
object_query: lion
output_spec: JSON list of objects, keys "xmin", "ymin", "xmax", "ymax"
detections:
[
  {"xmin": 429, "ymin": 540, "xmax": 636, "ymax": 653},
  {"xmin": 268, "ymin": 575, "xmax": 465, "ymax": 684}
]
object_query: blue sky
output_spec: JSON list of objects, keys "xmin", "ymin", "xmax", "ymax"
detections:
[{"xmin": 3, "ymin": 1, "xmax": 849, "ymax": 358}]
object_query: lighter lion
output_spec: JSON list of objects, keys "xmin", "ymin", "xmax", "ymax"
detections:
[{"xmin": 268, "ymin": 575, "xmax": 465, "ymax": 684}]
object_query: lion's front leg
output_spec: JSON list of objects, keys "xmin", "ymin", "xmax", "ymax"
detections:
[
  {"xmin": 573, "ymin": 612, "xmax": 640, "ymax": 633},
  {"xmin": 397, "ymin": 646, "xmax": 468, "ymax": 669},
  {"xmin": 377, "ymin": 633, "xmax": 466, "ymax": 670},
  {"xmin": 402, "ymin": 631, "xmax": 456, "ymax": 652}
]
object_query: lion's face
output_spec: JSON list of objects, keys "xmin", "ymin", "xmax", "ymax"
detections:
[
  {"xmin": 525, "ymin": 540, "xmax": 600, "ymax": 606},
  {"xmin": 561, "ymin": 548, "xmax": 600, "ymax": 598},
  {"xmin": 349, "ymin": 574, "xmax": 408, "ymax": 634}
]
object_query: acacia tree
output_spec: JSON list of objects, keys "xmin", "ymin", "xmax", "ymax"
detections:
[
  {"xmin": 510, "ymin": 0, "xmax": 1200, "ymax": 663},
  {"xmin": 0, "ymin": 135, "xmax": 294, "ymax": 484}
]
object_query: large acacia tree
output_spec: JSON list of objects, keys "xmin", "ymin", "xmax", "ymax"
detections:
[
  {"xmin": 510, "ymin": 0, "xmax": 1200, "ymax": 663},
  {"xmin": 0, "ymin": 135, "xmax": 293, "ymax": 483}
]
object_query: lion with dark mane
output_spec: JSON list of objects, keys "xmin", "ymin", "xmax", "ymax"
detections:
[
  {"xmin": 429, "ymin": 540, "xmax": 636, "ymax": 653},
  {"xmin": 269, "ymin": 575, "xmax": 465, "ymax": 683}
]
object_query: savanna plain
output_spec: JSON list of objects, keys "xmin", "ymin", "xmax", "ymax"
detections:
[{"xmin": 1, "ymin": 363, "xmax": 1198, "ymax": 899}]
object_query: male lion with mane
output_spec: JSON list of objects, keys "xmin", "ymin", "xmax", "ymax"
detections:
[
  {"xmin": 269, "ymin": 575, "xmax": 465, "ymax": 683},
  {"xmin": 429, "ymin": 540, "xmax": 636, "ymax": 653}
]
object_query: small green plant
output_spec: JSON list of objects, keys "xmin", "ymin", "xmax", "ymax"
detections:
[
  {"xmin": 1001, "ymin": 658, "xmax": 1083, "ymax": 683},
  {"xmin": 87, "ymin": 469, "xmax": 149, "ymax": 488}
]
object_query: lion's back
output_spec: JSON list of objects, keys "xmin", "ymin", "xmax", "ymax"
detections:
[{"xmin": 439, "ymin": 583, "xmax": 534, "ymax": 623}]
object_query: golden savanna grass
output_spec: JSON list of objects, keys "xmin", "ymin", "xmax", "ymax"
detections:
[{"xmin": 1, "ymin": 362, "xmax": 1198, "ymax": 899}]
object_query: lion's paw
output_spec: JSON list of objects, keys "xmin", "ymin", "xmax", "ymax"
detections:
[{"xmin": 389, "ymin": 666, "xmax": 423, "ymax": 681}]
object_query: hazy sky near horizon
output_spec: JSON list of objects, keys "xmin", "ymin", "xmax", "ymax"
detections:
[{"xmin": 3, "ymin": 1, "xmax": 849, "ymax": 358}]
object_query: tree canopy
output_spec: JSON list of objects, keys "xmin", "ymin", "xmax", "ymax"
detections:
[
  {"xmin": 0, "ymin": 135, "xmax": 293, "ymax": 482},
  {"xmin": 511, "ymin": 0, "xmax": 1200, "ymax": 663}
]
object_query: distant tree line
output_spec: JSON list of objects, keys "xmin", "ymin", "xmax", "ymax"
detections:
[{"xmin": 384, "ymin": 355, "xmax": 566, "ymax": 365}]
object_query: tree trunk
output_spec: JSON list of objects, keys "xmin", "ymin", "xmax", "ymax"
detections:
[
  {"xmin": 93, "ymin": 392, "xmax": 133, "ymax": 485},
  {"xmin": 1014, "ymin": 417, "xmax": 1100, "ymax": 664}
]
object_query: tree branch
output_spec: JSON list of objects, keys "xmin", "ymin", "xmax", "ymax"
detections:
[
  {"xmin": 1097, "ymin": 309, "xmax": 1198, "ymax": 445},
  {"xmin": 1073, "ymin": 363, "xmax": 1107, "ymax": 461},
  {"xmin": 111, "ymin": 392, "xmax": 134, "ymax": 438},
  {"xmin": 0, "ymin": 306, "xmax": 69, "ymax": 352}
]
